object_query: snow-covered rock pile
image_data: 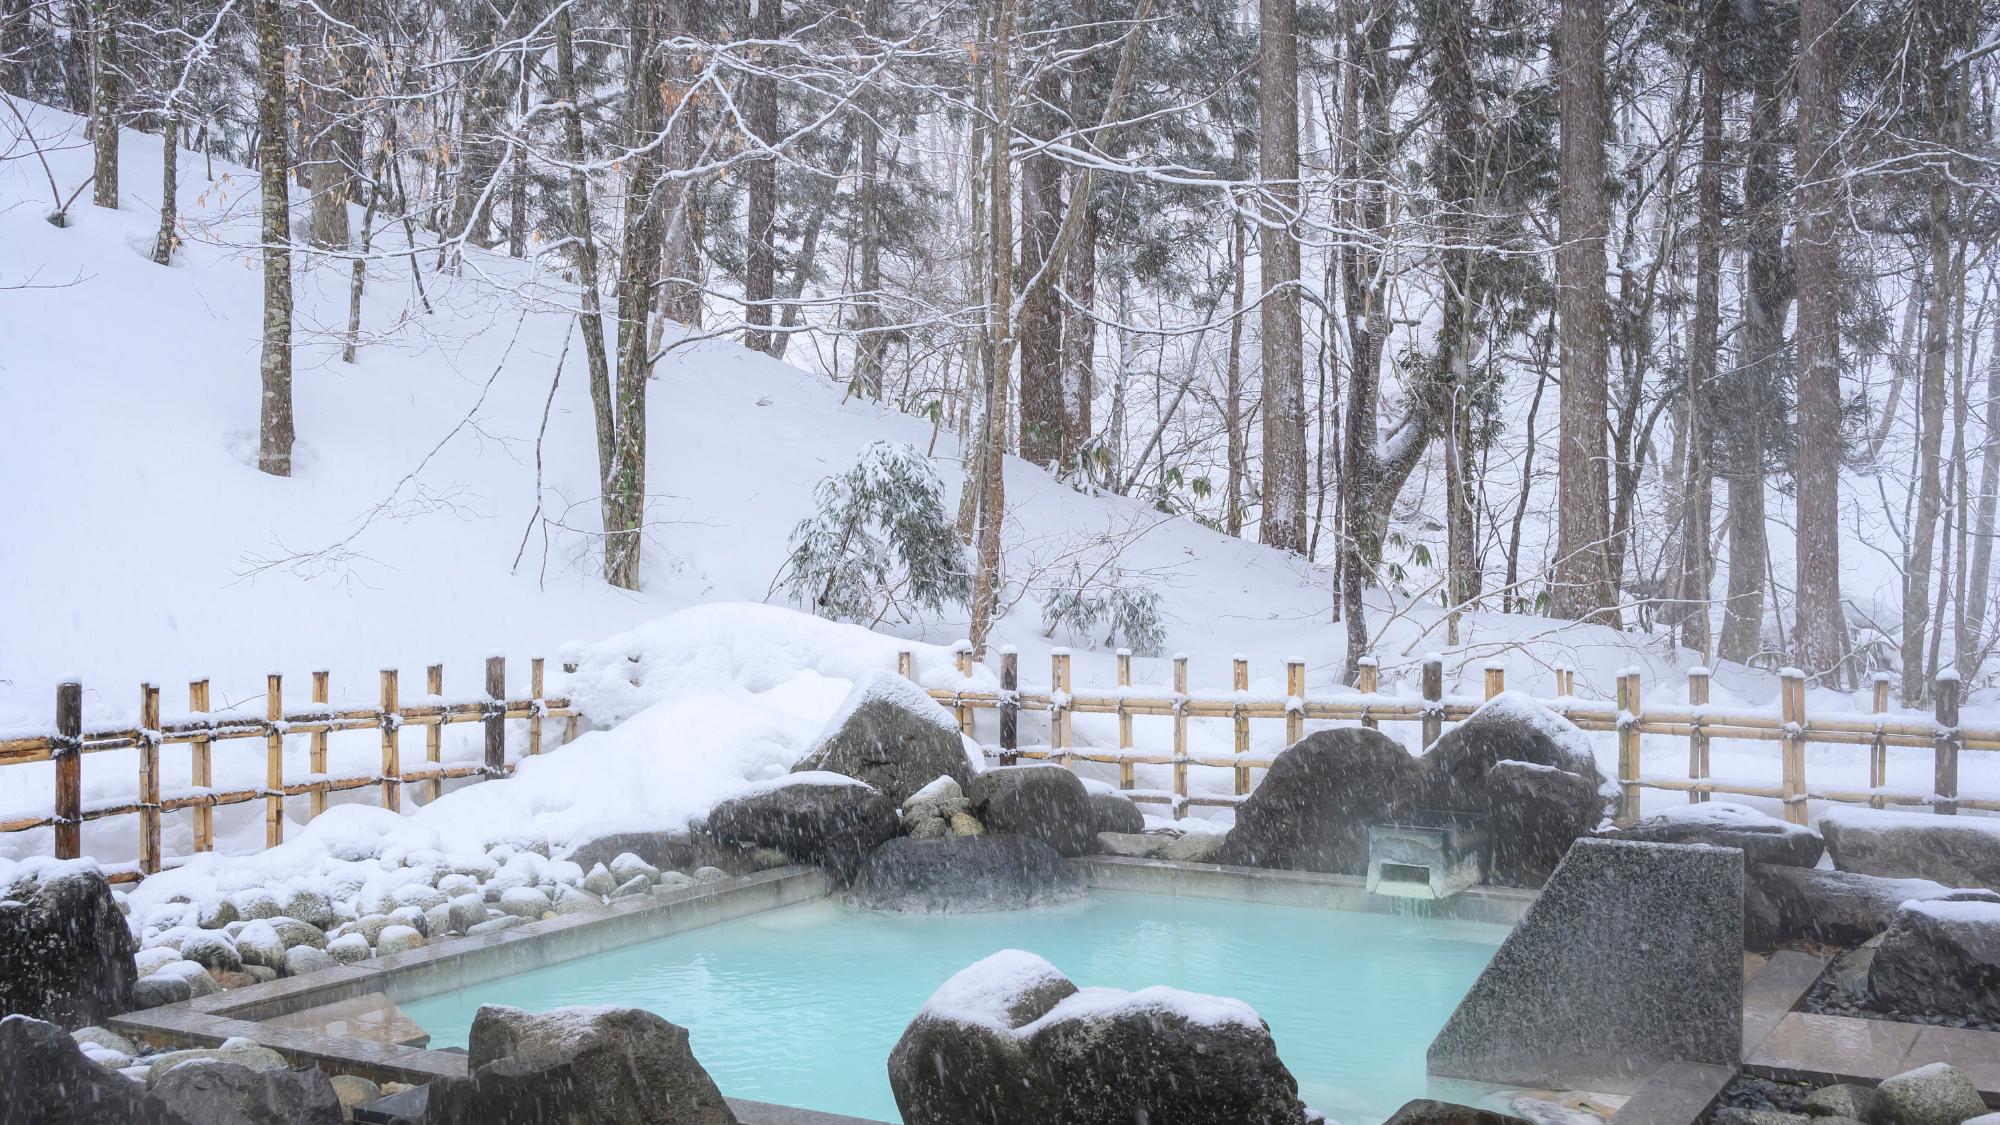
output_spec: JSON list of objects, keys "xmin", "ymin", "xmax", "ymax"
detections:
[{"xmin": 0, "ymin": 857, "xmax": 136, "ymax": 1027}]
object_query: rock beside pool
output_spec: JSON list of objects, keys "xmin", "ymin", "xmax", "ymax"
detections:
[
  {"xmin": 791, "ymin": 670, "xmax": 976, "ymax": 805},
  {"xmin": 1866, "ymin": 899, "xmax": 2000, "ymax": 1022},
  {"xmin": 889, "ymin": 949, "xmax": 1309, "ymax": 1125},
  {"xmin": 1872, "ymin": 1063, "xmax": 1989, "ymax": 1125},
  {"xmin": 561, "ymin": 829, "xmax": 770, "ymax": 878},
  {"xmin": 1089, "ymin": 792, "xmax": 1146, "ymax": 835},
  {"xmin": 969, "ymin": 764, "xmax": 1097, "ymax": 858},
  {"xmin": 0, "ymin": 1014, "xmax": 191, "ymax": 1125},
  {"xmin": 1604, "ymin": 802, "xmax": 1823, "ymax": 868},
  {"xmin": 424, "ymin": 1004, "xmax": 738, "ymax": 1125},
  {"xmin": 0, "ymin": 863, "xmax": 138, "ymax": 1028},
  {"xmin": 1742, "ymin": 864, "xmax": 1998, "ymax": 950},
  {"xmin": 1381, "ymin": 1099, "xmax": 1535, "ymax": 1125},
  {"xmin": 150, "ymin": 1059, "xmax": 343, "ymax": 1125},
  {"xmin": 1422, "ymin": 695, "xmax": 1611, "ymax": 887},
  {"xmin": 1215, "ymin": 727, "xmax": 1426, "ymax": 874},
  {"xmin": 706, "ymin": 774, "xmax": 898, "ymax": 881},
  {"xmin": 1821, "ymin": 808, "xmax": 2000, "ymax": 891},
  {"xmin": 848, "ymin": 835, "xmax": 1085, "ymax": 913}
]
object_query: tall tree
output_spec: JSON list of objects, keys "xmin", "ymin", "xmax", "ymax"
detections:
[
  {"xmin": 743, "ymin": 0, "xmax": 781, "ymax": 354},
  {"xmin": 254, "ymin": 0, "xmax": 294, "ymax": 476},
  {"xmin": 1016, "ymin": 34, "xmax": 1066, "ymax": 468},
  {"xmin": 1791, "ymin": 0, "xmax": 1848, "ymax": 683},
  {"xmin": 1549, "ymin": 0, "xmax": 1613, "ymax": 622},
  {"xmin": 88, "ymin": 0, "xmax": 118, "ymax": 208},
  {"xmin": 1257, "ymin": 0, "xmax": 1306, "ymax": 552},
  {"xmin": 1675, "ymin": 0, "xmax": 1724, "ymax": 656}
]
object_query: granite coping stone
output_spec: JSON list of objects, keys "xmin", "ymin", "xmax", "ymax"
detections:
[
  {"xmin": 1742, "ymin": 951, "xmax": 1830, "ymax": 1056},
  {"xmin": 1607, "ymin": 1061, "xmax": 1740, "ymax": 1125},
  {"xmin": 1075, "ymin": 854, "xmax": 1538, "ymax": 924},
  {"xmin": 354, "ymin": 1084, "xmax": 893, "ymax": 1125},
  {"xmin": 1745, "ymin": 1012, "xmax": 2000, "ymax": 1107}
]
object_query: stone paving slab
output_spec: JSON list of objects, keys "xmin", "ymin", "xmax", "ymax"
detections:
[
  {"xmin": 1607, "ymin": 1061, "xmax": 1739, "ymax": 1125},
  {"xmin": 1747, "ymin": 1012, "xmax": 2000, "ymax": 1106},
  {"xmin": 1741, "ymin": 951, "xmax": 1830, "ymax": 1056},
  {"xmin": 265, "ymin": 991, "xmax": 431, "ymax": 1048}
]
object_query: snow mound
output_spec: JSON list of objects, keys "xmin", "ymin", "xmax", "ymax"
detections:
[
  {"xmin": 1471, "ymin": 692, "xmax": 1599, "ymax": 774},
  {"xmin": 920, "ymin": 949, "xmax": 1076, "ymax": 1032},
  {"xmin": 1651, "ymin": 801, "xmax": 1818, "ymax": 836},
  {"xmin": 1821, "ymin": 806, "xmax": 2000, "ymax": 838},
  {"xmin": 1023, "ymin": 985, "xmax": 1264, "ymax": 1034}
]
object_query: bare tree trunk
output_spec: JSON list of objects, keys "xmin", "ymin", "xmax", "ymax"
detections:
[
  {"xmin": 1676, "ymin": 0, "xmax": 1722, "ymax": 657},
  {"xmin": 743, "ymin": 0, "xmax": 781, "ymax": 354},
  {"xmin": 1224, "ymin": 210, "xmax": 1248, "ymax": 536},
  {"xmin": 89, "ymin": 0, "xmax": 117, "ymax": 209},
  {"xmin": 968, "ymin": 0, "xmax": 1016, "ymax": 656},
  {"xmin": 1550, "ymin": 0, "xmax": 1614, "ymax": 623},
  {"xmin": 0, "ymin": 0, "xmax": 28, "ymax": 96},
  {"xmin": 659, "ymin": 0, "xmax": 704, "ymax": 326},
  {"xmin": 306, "ymin": 0, "xmax": 359, "ymax": 250},
  {"xmin": 151, "ymin": 110, "xmax": 178, "ymax": 263},
  {"xmin": 343, "ymin": 150, "xmax": 382, "ymax": 362},
  {"xmin": 254, "ymin": 0, "xmax": 294, "ymax": 477},
  {"xmin": 1902, "ymin": 190, "xmax": 1951, "ymax": 702},
  {"xmin": 555, "ymin": 5, "xmax": 614, "ymax": 490},
  {"xmin": 1257, "ymin": 0, "xmax": 1307, "ymax": 553},
  {"xmin": 1965, "ymin": 315, "xmax": 2000, "ymax": 675},
  {"xmin": 1060, "ymin": 201, "xmax": 1097, "ymax": 468},
  {"xmin": 1791, "ymin": 0, "xmax": 1849, "ymax": 686},
  {"xmin": 853, "ymin": 22, "xmax": 885, "ymax": 400},
  {"xmin": 506, "ymin": 57, "xmax": 528, "ymax": 258},
  {"xmin": 1017, "ymin": 56, "xmax": 1066, "ymax": 469},
  {"xmin": 1432, "ymin": 0, "xmax": 1480, "ymax": 641}
]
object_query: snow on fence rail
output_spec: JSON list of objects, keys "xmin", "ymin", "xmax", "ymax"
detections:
[
  {"xmin": 0, "ymin": 656, "xmax": 575, "ymax": 883},
  {"xmin": 900, "ymin": 647, "xmax": 1997, "ymax": 827}
]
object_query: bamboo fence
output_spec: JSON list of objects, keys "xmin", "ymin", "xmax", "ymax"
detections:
[
  {"xmin": 0, "ymin": 656, "xmax": 576, "ymax": 883},
  {"xmin": 904, "ymin": 646, "xmax": 1998, "ymax": 827}
]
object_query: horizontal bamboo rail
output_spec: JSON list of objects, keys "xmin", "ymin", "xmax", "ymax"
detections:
[
  {"xmin": 0, "ymin": 656, "xmax": 575, "ymax": 883},
  {"xmin": 902, "ymin": 649, "xmax": 1997, "ymax": 827}
]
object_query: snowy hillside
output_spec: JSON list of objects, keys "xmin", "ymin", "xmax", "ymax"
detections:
[{"xmin": 2, "ymin": 106, "xmax": 1992, "ymax": 864}]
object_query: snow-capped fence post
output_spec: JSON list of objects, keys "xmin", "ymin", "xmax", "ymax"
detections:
[
  {"xmin": 1616, "ymin": 668, "xmax": 1643, "ymax": 826},
  {"xmin": 53, "ymin": 682, "xmax": 81, "ymax": 860},
  {"xmin": 1686, "ymin": 667, "xmax": 1710, "ymax": 804},
  {"xmin": 189, "ymin": 679, "xmax": 212, "ymax": 852},
  {"xmin": 953, "ymin": 642, "xmax": 975, "ymax": 737},
  {"xmin": 1285, "ymin": 658, "xmax": 1305, "ymax": 746},
  {"xmin": 897, "ymin": 650, "xmax": 914, "ymax": 679},
  {"xmin": 998, "ymin": 647, "xmax": 1019, "ymax": 764},
  {"xmin": 1355, "ymin": 657, "xmax": 1379, "ymax": 730},
  {"xmin": 1482, "ymin": 663, "xmax": 1505, "ymax": 700},
  {"xmin": 529, "ymin": 658, "xmax": 546, "ymax": 756},
  {"xmin": 1171, "ymin": 654, "xmax": 1189, "ymax": 818},
  {"xmin": 1933, "ymin": 672, "xmax": 1960, "ymax": 816},
  {"xmin": 1554, "ymin": 664, "xmax": 1575, "ymax": 697},
  {"xmin": 1231, "ymin": 656, "xmax": 1251, "ymax": 796},
  {"xmin": 1779, "ymin": 669, "xmax": 1807, "ymax": 826},
  {"xmin": 264, "ymin": 674, "xmax": 285, "ymax": 847},
  {"xmin": 1052, "ymin": 650, "xmax": 1073, "ymax": 768},
  {"xmin": 1420, "ymin": 656, "xmax": 1443, "ymax": 749},
  {"xmin": 483, "ymin": 656, "xmax": 506, "ymax": 778},
  {"xmin": 1115, "ymin": 649, "xmax": 1134, "ymax": 790},
  {"xmin": 1869, "ymin": 672, "xmax": 1891, "ymax": 809},
  {"xmin": 138, "ymin": 683, "xmax": 161, "ymax": 875},
  {"xmin": 379, "ymin": 668, "xmax": 401, "ymax": 812},
  {"xmin": 309, "ymin": 670, "xmax": 331, "ymax": 817},
  {"xmin": 425, "ymin": 663, "xmax": 444, "ymax": 802}
]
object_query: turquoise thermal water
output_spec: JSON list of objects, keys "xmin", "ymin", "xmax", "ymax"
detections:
[{"xmin": 399, "ymin": 890, "xmax": 1508, "ymax": 1123}]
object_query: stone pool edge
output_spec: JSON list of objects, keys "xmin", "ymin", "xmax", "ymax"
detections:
[{"xmin": 1076, "ymin": 854, "xmax": 1539, "ymax": 925}]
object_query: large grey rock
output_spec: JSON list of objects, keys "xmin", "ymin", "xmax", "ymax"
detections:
[
  {"xmin": 1383, "ymin": 1100, "xmax": 1535, "ymax": 1125},
  {"xmin": 1873, "ymin": 1063, "xmax": 1989, "ymax": 1125},
  {"xmin": 0, "ymin": 1015, "xmax": 190, "ymax": 1124},
  {"xmin": 791, "ymin": 671, "xmax": 975, "ymax": 805},
  {"xmin": 561, "ymin": 830, "xmax": 766, "ymax": 877},
  {"xmin": 1606, "ymin": 802, "xmax": 1824, "ymax": 868},
  {"xmin": 1428, "ymin": 839, "xmax": 1743, "ymax": 1089},
  {"xmin": 145, "ymin": 1042, "xmax": 290, "ymax": 1086},
  {"xmin": 131, "ymin": 974, "xmax": 194, "ymax": 1009},
  {"xmin": 848, "ymin": 835, "xmax": 1086, "ymax": 913},
  {"xmin": 1215, "ymin": 727, "xmax": 1425, "ymax": 874},
  {"xmin": 0, "ymin": 865, "xmax": 138, "ymax": 1027},
  {"xmin": 707, "ymin": 775, "xmax": 898, "ymax": 880},
  {"xmin": 969, "ymin": 765, "xmax": 1098, "ymax": 858},
  {"xmin": 1821, "ymin": 809, "xmax": 2000, "ymax": 891},
  {"xmin": 150, "ymin": 1061, "xmax": 342, "ymax": 1125},
  {"xmin": 1424, "ymin": 695, "xmax": 1612, "ymax": 886},
  {"xmin": 424, "ymin": 1004, "xmax": 738, "ymax": 1125},
  {"xmin": 1089, "ymin": 793, "xmax": 1146, "ymax": 835},
  {"xmin": 1744, "ymin": 864, "xmax": 2000, "ymax": 951},
  {"xmin": 889, "ymin": 949, "xmax": 1309, "ymax": 1125},
  {"xmin": 1867, "ymin": 898, "xmax": 2000, "ymax": 1021}
]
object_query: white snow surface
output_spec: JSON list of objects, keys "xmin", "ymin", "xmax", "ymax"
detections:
[
  {"xmin": 1821, "ymin": 806, "xmax": 2000, "ymax": 838},
  {"xmin": 1021, "ymin": 985, "xmax": 1264, "ymax": 1034},
  {"xmin": 1896, "ymin": 898, "xmax": 2000, "ymax": 925},
  {"xmin": 917, "ymin": 949, "xmax": 1263, "ymax": 1036},
  {"xmin": 1648, "ymin": 801, "xmax": 1816, "ymax": 836}
]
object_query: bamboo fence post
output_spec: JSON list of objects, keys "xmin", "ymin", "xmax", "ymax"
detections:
[
  {"xmin": 1421, "ymin": 656, "xmax": 1444, "ymax": 749},
  {"xmin": 1555, "ymin": 664, "xmax": 1574, "ymax": 698},
  {"xmin": 426, "ymin": 663, "xmax": 444, "ymax": 802},
  {"xmin": 1616, "ymin": 668, "xmax": 1643, "ymax": 826},
  {"xmin": 265, "ymin": 674, "xmax": 285, "ymax": 847},
  {"xmin": 998, "ymin": 647, "xmax": 1019, "ymax": 765},
  {"xmin": 1687, "ymin": 667, "xmax": 1710, "ymax": 804},
  {"xmin": 189, "ymin": 679, "xmax": 212, "ymax": 852},
  {"xmin": 1933, "ymin": 672, "xmax": 1960, "ymax": 815},
  {"xmin": 1780, "ymin": 669, "xmax": 1807, "ymax": 826},
  {"xmin": 309, "ymin": 670, "xmax": 330, "ymax": 818},
  {"xmin": 1869, "ymin": 672, "xmax": 1890, "ymax": 808},
  {"xmin": 529, "ymin": 658, "xmax": 545, "ymax": 756},
  {"xmin": 1171, "ymin": 654, "xmax": 1189, "ymax": 819},
  {"xmin": 1115, "ymin": 649, "xmax": 1134, "ymax": 790},
  {"xmin": 1231, "ymin": 655, "xmax": 1250, "ymax": 796},
  {"xmin": 954, "ymin": 641, "xmax": 975, "ymax": 736},
  {"xmin": 1285, "ymin": 658, "xmax": 1305, "ymax": 746},
  {"xmin": 1356, "ymin": 657, "xmax": 1379, "ymax": 730},
  {"xmin": 54, "ymin": 682, "xmax": 81, "ymax": 861},
  {"xmin": 379, "ymin": 668, "xmax": 401, "ymax": 812},
  {"xmin": 1483, "ymin": 662, "xmax": 1505, "ymax": 700},
  {"xmin": 483, "ymin": 656, "xmax": 506, "ymax": 778},
  {"xmin": 561, "ymin": 661, "xmax": 580, "ymax": 743},
  {"xmin": 138, "ymin": 683, "xmax": 160, "ymax": 875},
  {"xmin": 897, "ymin": 650, "xmax": 914, "ymax": 680},
  {"xmin": 1052, "ymin": 650, "xmax": 1073, "ymax": 769}
]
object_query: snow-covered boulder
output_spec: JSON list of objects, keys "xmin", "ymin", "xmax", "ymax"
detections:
[
  {"xmin": 423, "ymin": 1004, "xmax": 738, "ymax": 1125},
  {"xmin": 1216, "ymin": 727, "xmax": 1426, "ymax": 873},
  {"xmin": 150, "ymin": 1059, "xmax": 342, "ymax": 1125},
  {"xmin": 969, "ymin": 764, "xmax": 1097, "ymax": 858},
  {"xmin": 1607, "ymin": 802, "xmax": 1823, "ymax": 867},
  {"xmin": 0, "ymin": 861, "xmax": 137, "ymax": 1028},
  {"xmin": 1088, "ymin": 792, "xmax": 1145, "ymax": 836},
  {"xmin": 1423, "ymin": 694, "xmax": 1612, "ymax": 886},
  {"xmin": 1742, "ymin": 863, "xmax": 1999, "ymax": 950},
  {"xmin": 1867, "ymin": 899, "xmax": 2000, "ymax": 1022},
  {"xmin": 1821, "ymin": 808, "xmax": 2000, "ymax": 891},
  {"xmin": 847, "ymin": 835, "xmax": 1085, "ymax": 913},
  {"xmin": 0, "ymin": 1014, "xmax": 187, "ymax": 1125},
  {"xmin": 705, "ymin": 773, "xmax": 897, "ymax": 880},
  {"xmin": 888, "ymin": 950, "xmax": 1308, "ymax": 1125},
  {"xmin": 790, "ymin": 671, "xmax": 977, "ymax": 806}
]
